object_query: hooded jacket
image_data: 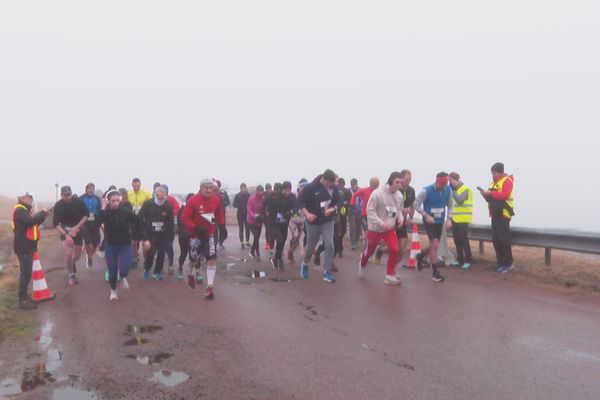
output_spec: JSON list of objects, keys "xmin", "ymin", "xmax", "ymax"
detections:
[
  {"xmin": 297, "ymin": 175, "xmax": 341, "ymax": 225},
  {"xmin": 366, "ymin": 185, "xmax": 404, "ymax": 232},
  {"xmin": 181, "ymin": 193, "xmax": 224, "ymax": 237}
]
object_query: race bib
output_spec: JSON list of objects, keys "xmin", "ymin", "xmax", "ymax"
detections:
[
  {"xmin": 386, "ymin": 206, "xmax": 398, "ymax": 218},
  {"xmin": 431, "ymin": 208, "xmax": 444, "ymax": 219},
  {"xmin": 201, "ymin": 213, "xmax": 216, "ymax": 224},
  {"xmin": 276, "ymin": 213, "xmax": 286, "ymax": 223},
  {"xmin": 320, "ymin": 200, "xmax": 331, "ymax": 210},
  {"xmin": 152, "ymin": 222, "xmax": 164, "ymax": 232}
]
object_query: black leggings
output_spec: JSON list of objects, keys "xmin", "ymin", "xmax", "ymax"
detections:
[
  {"xmin": 178, "ymin": 233, "xmax": 189, "ymax": 268},
  {"xmin": 237, "ymin": 212, "xmax": 250, "ymax": 242},
  {"xmin": 272, "ymin": 222, "xmax": 289, "ymax": 261},
  {"xmin": 249, "ymin": 223, "xmax": 263, "ymax": 254}
]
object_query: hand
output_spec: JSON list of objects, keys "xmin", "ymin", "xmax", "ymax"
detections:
[
  {"xmin": 143, "ymin": 240, "xmax": 152, "ymax": 251},
  {"xmin": 65, "ymin": 235, "xmax": 74, "ymax": 245},
  {"xmin": 324, "ymin": 207, "xmax": 335, "ymax": 217},
  {"xmin": 305, "ymin": 212, "xmax": 317, "ymax": 222},
  {"xmin": 424, "ymin": 215, "xmax": 435, "ymax": 224},
  {"xmin": 41, "ymin": 207, "xmax": 49, "ymax": 214},
  {"xmin": 445, "ymin": 220, "xmax": 453, "ymax": 230},
  {"xmin": 382, "ymin": 223, "xmax": 393, "ymax": 231},
  {"xmin": 101, "ymin": 197, "xmax": 108, "ymax": 210},
  {"xmin": 70, "ymin": 227, "xmax": 79, "ymax": 236}
]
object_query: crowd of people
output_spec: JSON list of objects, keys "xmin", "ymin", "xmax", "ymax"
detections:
[{"xmin": 11, "ymin": 163, "xmax": 515, "ymax": 308}]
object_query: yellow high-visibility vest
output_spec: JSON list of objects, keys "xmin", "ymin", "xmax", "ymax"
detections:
[
  {"xmin": 12, "ymin": 204, "xmax": 40, "ymax": 241},
  {"xmin": 488, "ymin": 176, "xmax": 514, "ymax": 219},
  {"xmin": 452, "ymin": 184, "xmax": 473, "ymax": 223}
]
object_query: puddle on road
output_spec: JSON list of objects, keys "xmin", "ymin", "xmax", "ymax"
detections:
[
  {"xmin": 126, "ymin": 325, "xmax": 163, "ymax": 334},
  {"xmin": 0, "ymin": 377, "xmax": 21, "ymax": 397},
  {"xmin": 219, "ymin": 263, "xmax": 238, "ymax": 271},
  {"xmin": 52, "ymin": 387, "xmax": 98, "ymax": 399},
  {"xmin": 21, "ymin": 363, "xmax": 56, "ymax": 392},
  {"xmin": 126, "ymin": 353, "xmax": 173, "ymax": 365},
  {"xmin": 36, "ymin": 319, "xmax": 54, "ymax": 349},
  {"xmin": 269, "ymin": 277, "xmax": 301, "ymax": 283},
  {"xmin": 150, "ymin": 370, "xmax": 189, "ymax": 387},
  {"xmin": 123, "ymin": 337, "xmax": 149, "ymax": 346}
]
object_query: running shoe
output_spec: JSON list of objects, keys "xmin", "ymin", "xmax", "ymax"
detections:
[
  {"xmin": 205, "ymin": 286, "xmax": 214, "ymax": 300},
  {"xmin": 109, "ymin": 290, "xmax": 118, "ymax": 301},
  {"xmin": 143, "ymin": 269, "xmax": 150, "ymax": 280},
  {"xmin": 195, "ymin": 272, "xmax": 203, "ymax": 284},
  {"xmin": 358, "ymin": 261, "xmax": 365, "ymax": 280},
  {"xmin": 384, "ymin": 275, "xmax": 402, "ymax": 285},
  {"xmin": 68, "ymin": 274, "xmax": 77, "ymax": 286},
  {"xmin": 449, "ymin": 261, "xmax": 461, "ymax": 267},
  {"xmin": 187, "ymin": 274, "xmax": 196, "ymax": 289},
  {"xmin": 85, "ymin": 254, "xmax": 93, "ymax": 269},
  {"xmin": 432, "ymin": 273, "xmax": 445, "ymax": 283},
  {"xmin": 462, "ymin": 263, "xmax": 472, "ymax": 270},
  {"xmin": 322, "ymin": 271, "xmax": 336, "ymax": 283},
  {"xmin": 153, "ymin": 273, "xmax": 163, "ymax": 281},
  {"xmin": 121, "ymin": 277, "xmax": 130, "ymax": 290},
  {"xmin": 300, "ymin": 263, "xmax": 309, "ymax": 279},
  {"xmin": 177, "ymin": 269, "xmax": 184, "ymax": 280}
]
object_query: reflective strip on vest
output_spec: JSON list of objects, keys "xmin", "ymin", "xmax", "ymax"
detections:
[
  {"xmin": 488, "ymin": 176, "xmax": 514, "ymax": 219},
  {"xmin": 12, "ymin": 204, "xmax": 39, "ymax": 241},
  {"xmin": 452, "ymin": 185, "xmax": 473, "ymax": 223}
]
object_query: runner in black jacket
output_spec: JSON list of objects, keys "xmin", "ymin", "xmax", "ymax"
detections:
[
  {"xmin": 265, "ymin": 181, "xmax": 296, "ymax": 270},
  {"xmin": 138, "ymin": 186, "xmax": 173, "ymax": 280}
]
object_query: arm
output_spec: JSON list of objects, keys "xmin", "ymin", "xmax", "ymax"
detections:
[
  {"xmin": 216, "ymin": 201, "xmax": 225, "ymax": 225},
  {"xmin": 232, "ymin": 194, "xmax": 240, "ymax": 209},
  {"xmin": 413, "ymin": 190, "xmax": 427, "ymax": 218},
  {"xmin": 490, "ymin": 179, "xmax": 513, "ymax": 201},
  {"xmin": 446, "ymin": 192, "xmax": 454, "ymax": 221},
  {"xmin": 15, "ymin": 208, "xmax": 46, "ymax": 227},
  {"xmin": 453, "ymin": 189, "xmax": 469, "ymax": 205},
  {"xmin": 366, "ymin": 192, "xmax": 386, "ymax": 230}
]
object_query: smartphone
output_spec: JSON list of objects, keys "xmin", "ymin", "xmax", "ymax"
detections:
[{"xmin": 476, "ymin": 186, "xmax": 484, "ymax": 191}]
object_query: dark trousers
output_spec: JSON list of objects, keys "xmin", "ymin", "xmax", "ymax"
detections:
[
  {"xmin": 491, "ymin": 217, "xmax": 513, "ymax": 267},
  {"xmin": 218, "ymin": 224, "xmax": 228, "ymax": 246},
  {"xmin": 249, "ymin": 223, "xmax": 263, "ymax": 254},
  {"xmin": 237, "ymin": 211, "xmax": 250, "ymax": 243},
  {"xmin": 334, "ymin": 216, "xmax": 347, "ymax": 255},
  {"xmin": 178, "ymin": 233, "xmax": 189, "ymax": 268},
  {"xmin": 451, "ymin": 222, "xmax": 472, "ymax": 264},
  {"xmin": 272, "ymin": 222, "xmax": 289, "ymax": 261},
  {"xmin": 165, "ymin": 233, "xmax": 175, "ymax": 266},
  {"xmin": 145, "ymin": 234, "xmax": 168, "ymax": 274},
  {"xmin": 17, "ymin": 251, "xmax": 34, "ymax": 299}
]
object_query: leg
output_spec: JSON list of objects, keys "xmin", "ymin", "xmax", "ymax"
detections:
[
  {"xmin": 321, "ymin": 221, "xmax": 335, "ymax": 273},
  {"xmin": 452, "ymin": 221, "xmax": 464, "ymax": 264},
  {"xmin": 360, "ymin": 230, "xmax": 383, "ymax": 267},
  {"xmin": 117, "ymin": 244, "xmax": 132, "ymax": 279},
  {"xmin": 382, "ymin": 230, "xmax": 399, "ymax": 276},
  {"xmin": 154, "ymin": 235, "xmax": 167, "ymax": 275},
  {"xmin": 144, "ymin": 239, "xmax": 158, "ymax": 272},
  {"xmin": 303, "ymin": 223, "xmax": 322, "ymax": 265},
  {"xmin": 165, "ymin": 233, "xmax": 175, "ymax": 266},
  {"xmin": 338, "ymin": 216, "xmax": 347, "ymax": 255},
  {"xmin": 18, "ymin": 252, "xmax": 34, "ymax": 300},
  {"xmin": 463, "ymin": 223, "xmax": 473, "ymax": 263},
  {"xmin": 105, "ymin": 244, "xmax": 119, "ymax": 291},
  {"xmin": 178, "ymin": 233, "xmax": 189, "ymax": 268}
]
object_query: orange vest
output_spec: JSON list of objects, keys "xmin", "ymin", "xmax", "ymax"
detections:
[{"xmin": 12, "ymin": 204, "xmax": 40, "ymax": 241}]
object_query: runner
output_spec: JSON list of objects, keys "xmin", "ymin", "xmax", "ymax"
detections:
[
  {"xmin": 53, "ymin": 185, "xmax": 89, "ymax": 285},
  {"xmin": 181, "ymin": 179, "xmax": 224, "ymax": 299},
  {"xmin": 297, "ymin": 169, "xmax": 340, "ymax": 283},
  {"xmin": 358, "ymin": 171, "xmax": 405, "ymax": 285},
  {"xmin": 139, "ymin": 185, "xmax": 174, "ymax": 281},
  {"xmin": 80, "ymin": 183, "xmax": 102, "ymax": 269},
  {"xmin": 246, "ymin": 185, "xmax": 265, "ymax": 261},
  {"xmin": 287, "ymin": 180, "xmax": 308, "ymax": 262},
  {"xmin": 177, "ymin": 193, "xmax": 195, "ymax": 281},
  {"xmin": 215, "ymin": 180, "xmax": 230, "ymax": 250},
  {"xmin": 233, "ymin": 183, "xmax": 251, "ymax": 249},
  {"xmin": 128, "ymin": 178, "xmax": 152, "ymax": 266},
  {"xmin": 396, "ymin": 170, "xmax": 416, "ymax": 269},
  {"xmin": 95, "ymin": 190, "xmax": 143, "ymax": 301},
  {"xmin": 350, "ymin": 177, "xmax": 380, "ymax": 235},
  {"xmin": 414, "ymin": 172, "xmax": 454, "ymax": 282},
  {"xmin": 12, "ymin": 190, "xmax": 51, "ymax": 309},
  {"xmin": 163, "ymin": 184, "xmax": 180, "ymax": 274},
  {"xmin": 335, "ymin": 177, "xmax": 352, "ymax": 257},
  {"xmin": 265, "ymin": 181, "xmax": 296, "ymax": 270},
  {"xmin": 348, "ymin": 178, "xmax": 363, "ymax": 250}
]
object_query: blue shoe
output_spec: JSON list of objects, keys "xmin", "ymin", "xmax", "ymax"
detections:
[
  {"xmin": 300, "ymin": 263, "xmax": 309, "ymax": 279},
  {"xmin": 143, "ymin": 270, "xmax": 150, "ymax": 280},
  {"xmin": 153, "ymin": 273, "xmax": 163, "ymax": 281},
  {"xmin": 462, "ymin": 263, "xmax": 472, "ymax": 270},
  {"xmin": 323, "ymin": 271, "xmax": 336, "ymax": 283}
]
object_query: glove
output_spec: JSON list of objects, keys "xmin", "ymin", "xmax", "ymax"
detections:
[{"xmin": 194, "ymin": 225, "xmax": 207, "ymax": 237}]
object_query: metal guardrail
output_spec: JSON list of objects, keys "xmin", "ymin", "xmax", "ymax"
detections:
[{"xmin": 418, "ymin": 223, "xmax": 600, "ymax": 266}]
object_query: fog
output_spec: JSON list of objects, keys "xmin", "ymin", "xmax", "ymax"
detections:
[{"xmin": 1, "ymin": 1, "xmax": 599, "ymax": 231}]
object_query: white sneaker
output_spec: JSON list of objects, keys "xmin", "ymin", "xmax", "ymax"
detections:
[
  {"xmin": 358, "ymin": 261, "xmax": 365, "ymax": 280},
  {"xmin": 384, "ymin": 274, "xmax": 402, "ymax": 285},
  {"xmin": 121, "ymin": 277, "xmax": 130, "ymax": 290},
  {"xmin": 97, "ymin": 250, "xmax": 105, "ymax": 258},
  {"xmin": 109, "ymin": 289, "xmax": 118, "ymax": 301}
]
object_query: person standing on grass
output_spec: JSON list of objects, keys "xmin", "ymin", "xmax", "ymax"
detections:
[{"xmin": 12, "ymin": 190, "xmax": 51, "ymax": 310}]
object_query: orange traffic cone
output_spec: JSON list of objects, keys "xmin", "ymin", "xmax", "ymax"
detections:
[
  {"xmin": 407, "ymin": 224, "xmax": 421, "ymax": 269},
  {"xmin": 31, "ymin": 252, "xmax": 55, "ymax": 302}
]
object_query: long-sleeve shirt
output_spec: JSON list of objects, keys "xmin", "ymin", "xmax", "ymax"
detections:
[
  {"xmin": 366, "ymin": 185, "xmax": 404, "ymax": 232},
  {"xmin": 138, "ymin": 199, "xmax": 174, "ymax": 239},
  {"xmin": 246, "ymin": 194, "xmax": 264, "ymax": 226},
  {"xmin": 297, "ymin": 175, "xmax": 340, "ymax": 226},
  {"xmin": 181, "ymin": 193, "xmax": 224, "ymax": 237},
  {"xmin": 350, "ymin": 187, "xmax": 373, "ymax": 217},
  {"xmin": 95, "ymin": 207, "xmax": 143, "ymax": 246}
]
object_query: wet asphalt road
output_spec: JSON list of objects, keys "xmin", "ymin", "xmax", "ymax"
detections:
[{"xmin": 4, "ymin": 232, "xmax": 600, "ymax": 399}]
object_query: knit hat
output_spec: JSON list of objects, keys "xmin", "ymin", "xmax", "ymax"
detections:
[
  {"xmin": 491, "ymin": 162, "xmax": 505, "ymax": 174},
  {"xmin": 200, "ymin": 178, "xmax": 215, "ymax": 189}
]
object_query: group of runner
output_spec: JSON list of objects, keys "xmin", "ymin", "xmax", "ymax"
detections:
[{"xmin": 12, "ymin": 163, "xmax": 515, "ymax": 307}]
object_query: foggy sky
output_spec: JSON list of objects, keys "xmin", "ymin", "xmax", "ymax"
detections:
[{"xmin": 1, "ymin": 1, "xmax": 599, "ymax": 231}]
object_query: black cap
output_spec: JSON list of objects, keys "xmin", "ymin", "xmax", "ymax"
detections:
[
  {"xmin": 491, "ymin": 162, "xmax": 505, "ymax": 174},
  {"xmin": 61, "ymin": 185, "xmax": 72, "ymax": 196}
]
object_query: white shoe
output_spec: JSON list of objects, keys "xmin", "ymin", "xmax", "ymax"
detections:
[
  {"xmin": 358, "ymin": 261, "xmax": 365, "ymax": 280},
  {"xmin": 109, "ymin": 289, "xmax": 118, "ymax": 301},
  {"xmin": 384, "ymin": 274, "xmax": 402, "ymax": 285},
  {"xmin": 97, "ymin": 251, "xmax": 105, "ymax": 258},
  {"xmin": 121, "ymin": 277, "xmax": 130, "ymax": 290}
]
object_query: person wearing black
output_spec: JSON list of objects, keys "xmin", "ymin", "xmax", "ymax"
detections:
[
  {"xmin": 396, "ymin": 170, "xmax": 417, "ymax": 268},
  {"xmin": 265, "ymin": 181, "xmax": 296, "ymax": 270},
  {"xmin": 80, "ymin": 183, "xmax": 102, "ymax": 269},
  {"xmin": 233, "ymin": 183, "xmax": 251, "ymax": 249},
  {"xmin": 53, "ymin": 185, "xmax": 89, "ymax": 286},
  {"xmin": 297, "ymin": 169, "xmax": 340, "ymax": 283},
  {"xmin": 12, "ymin": 190, "xmax": 51, "ymax": 309},
  {"xmin": 95, "ymin": 190, "xmax": 143, "ymax": 301},
  {"xmin": 335, "ymin": 178, "xmax": 352, "ymax": 257},
  {"xmin": 262, "ymin": 183, "xmax": 273, "ymax": 253},
  {"xmin": 215, "ymin": 180, "xmax": 230, "ymax": 249},
  {"xmin": 177, "ymin": 193, "xmax": 195, "ymax": 280},
  {"xmin": 139, "ymin": 185, "xmax": 173, "ymax": 280}
]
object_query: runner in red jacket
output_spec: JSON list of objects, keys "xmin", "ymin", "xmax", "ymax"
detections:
[{"xmin": 181, "ymin": 179, "xmax": 224, "ymax": 299}]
